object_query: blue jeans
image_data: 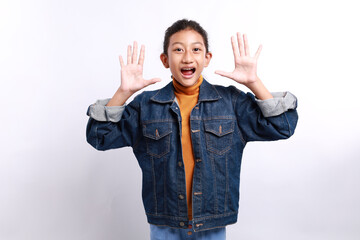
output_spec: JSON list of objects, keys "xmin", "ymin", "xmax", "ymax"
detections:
[{"xmin": 150, "ymin": 223, "xmax": 226, "ymax": 240}]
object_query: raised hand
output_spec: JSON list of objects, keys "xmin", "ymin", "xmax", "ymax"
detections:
[
  {"xmin": 106, "ymin": 42, "xmax": 161, "ymax": 106},
  {"xmin": 119, "ymin": 41, "xmax": 161, "ymax": 94},
  {"xmin": 215, "ymin": 33, "xmax": 262, "ymax": 86}
]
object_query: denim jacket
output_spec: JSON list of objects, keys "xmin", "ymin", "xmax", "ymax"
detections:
[{"xmin": 86, "ymin": 79, "xmax": 298, "ymax": 232}]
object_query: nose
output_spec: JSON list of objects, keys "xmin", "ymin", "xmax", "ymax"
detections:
[{"xmin": 182, "ymin": 51, "xmax": 194, "ymax": 63}]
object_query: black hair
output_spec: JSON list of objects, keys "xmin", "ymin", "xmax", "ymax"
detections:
[{"xmin": 163, "ymin": 19, "xmax": 209, "ymax": 55}]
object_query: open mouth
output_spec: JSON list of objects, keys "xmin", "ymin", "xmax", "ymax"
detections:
[{"xmin": 181, "ymin": 67, "xmax": 196, "ymax": 78}]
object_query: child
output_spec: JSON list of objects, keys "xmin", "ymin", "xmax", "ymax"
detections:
[{"xmin": 86, "ymin": 19, "xmax": 298, "ymax": 240}]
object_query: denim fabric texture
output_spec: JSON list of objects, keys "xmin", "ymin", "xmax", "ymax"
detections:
[
  {"xmin": 150, "ymin": 222, "xmax": 226, "ymax": 240},
  {"xmin": 86, "ymin": 79, "xmax": 298, "ymax": 232}
]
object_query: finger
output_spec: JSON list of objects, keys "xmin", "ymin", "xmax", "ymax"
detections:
[
  {"xmin": 127, "ymin": 45, "xmax": 132, "ymax": 64},
  {"xmin": 243, "ymin": 34, "xmax": 250, "ymax": 56},
  {"xmin": 138, "ymin": 45, "xmax": 145, "ymax": 65},
  {"xmin": 231, "ymin": 36, "xmax": 240, "ymax": 61},
  {"xmin": 132, "ymin": 41, "xmax": 138, "ymax": 64},
  {"xmin": 144, "ymin": 78, "xmax": 162, "ymax": 87},
  {"xmin": 237, "ymin": 32, "xmax": 245, "ymax": 56},
  {"xmin": 150, "ymin": 78, "xmax": 162, "ymax": 83},
  {"xmin": 119, "ymin": 55, "xmax": 125, "ymax": 68},
  {"xmin": 255, "ymin": 44, "xmax": 262, "ymax": 59},
  {"xmin": 215, "ymin": 70, "xmax": 233, "ymax": 79}
]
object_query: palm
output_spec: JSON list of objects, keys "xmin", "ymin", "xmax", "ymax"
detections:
[
  {"xmin": 119, "ymin": 42, "xmax": 161, "ymax": 93},
  {"xmin": 120, "ymin": 64, "xmax": 146, "ymax": 92},
  {"xmin": 215, "ymin": 33, "xmax": 262, "ymax": 85}
]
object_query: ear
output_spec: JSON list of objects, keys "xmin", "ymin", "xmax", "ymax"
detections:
[
  {"xmin": 160, "ymin": 53, "xmax": 169, "ymax": 68},
  {"xmin": 204, "ymin": 52, "xmax": 213, "ymax": 67}
]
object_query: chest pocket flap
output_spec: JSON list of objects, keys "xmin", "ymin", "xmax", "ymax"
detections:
[
  {"xmin": 143, "ymin": 122, "xmax": 172, "ymax": 157},
  {"xmin": 204, "ymin": 119, "xmax": 235, "ymax": 155},
  {"xmin": 143, "ymin": 122, "xmax": 172, "ymax": 140},
  {"xmin": 204, "ymin": 119, "xmax": 234, "ymax": 137}
]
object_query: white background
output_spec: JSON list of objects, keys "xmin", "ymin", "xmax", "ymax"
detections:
[{"xmin": 1, "ymin": 0, "xmax": 360, "ymax": 239}]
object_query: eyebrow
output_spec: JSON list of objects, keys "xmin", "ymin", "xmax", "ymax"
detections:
[{"xmin": 171, "ymin": 42, "xmax": 204, "ymax": 46}]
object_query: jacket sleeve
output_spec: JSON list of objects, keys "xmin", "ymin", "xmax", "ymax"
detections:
[
  {"xmin": 234, "ymin": 90, "xmax": 298, "ymax": 143},
  {"xmin": 86, "ymin": 97, "xmax": 141, "ymax": 151}
]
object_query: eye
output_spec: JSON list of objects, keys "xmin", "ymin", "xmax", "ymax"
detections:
[
  {"xmin": 174, "ymin": 48, "xmax": 183, "ymax": 52},
  {"xmin": 194, "ymin": 48, "xmax": 200, "ymax": 52}
]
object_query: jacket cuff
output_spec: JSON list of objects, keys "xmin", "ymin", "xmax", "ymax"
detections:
[
  {"xmin": 255, "ymin": 92, "xmax": 297, "ymax": 117},
  {"xmin": 86, "ymin": 98, "xmax": 125, "ymax": 122}
]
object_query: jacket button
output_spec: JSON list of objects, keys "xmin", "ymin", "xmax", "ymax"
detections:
[
  {"xmin": 178, "ymin": 161, "xmax": 182, "ymax": 167},
  {"xmin": 178, "ymin": 194, "xmax": 184, "ymax": 200},
  {"xmin": 179, "ymin": 222, "xmax": 185, "ymax": 227}
]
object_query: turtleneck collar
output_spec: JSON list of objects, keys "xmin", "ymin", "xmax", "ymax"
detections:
[{"xmin": 172, "ymin": 75, "xmax": 203, "ymax": 95}]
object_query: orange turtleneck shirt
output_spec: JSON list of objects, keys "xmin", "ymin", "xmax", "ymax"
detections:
[{"xmin": 172, "ymin": 75, "xmax": 203, "ymax": 220}]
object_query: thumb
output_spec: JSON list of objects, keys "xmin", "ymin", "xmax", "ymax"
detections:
[
  {"xmin": 144, "ymin": 78, "xmax": 162, "ymax": 87},
  {"xmin": 215, "ymin": 70, "xmax": 233, "ymax": 79}
]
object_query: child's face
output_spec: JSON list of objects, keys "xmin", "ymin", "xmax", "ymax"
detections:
[{"xmin": 160, "ymin": 29, "xmax": 212, "ymax": 87}]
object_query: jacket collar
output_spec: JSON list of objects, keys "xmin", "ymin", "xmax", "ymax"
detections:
[{"xmin": 150, "ymin": 78, "xmax": 222, "ymax": 104}]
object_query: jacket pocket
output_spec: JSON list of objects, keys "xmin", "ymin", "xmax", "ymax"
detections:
[
  {"xmin": 204, "ymin": 119, "xmax": 234, "ymax": 155},
  {"xmin": 143, "ymin": 122, "xmax": 172, "ymax": 158}
]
